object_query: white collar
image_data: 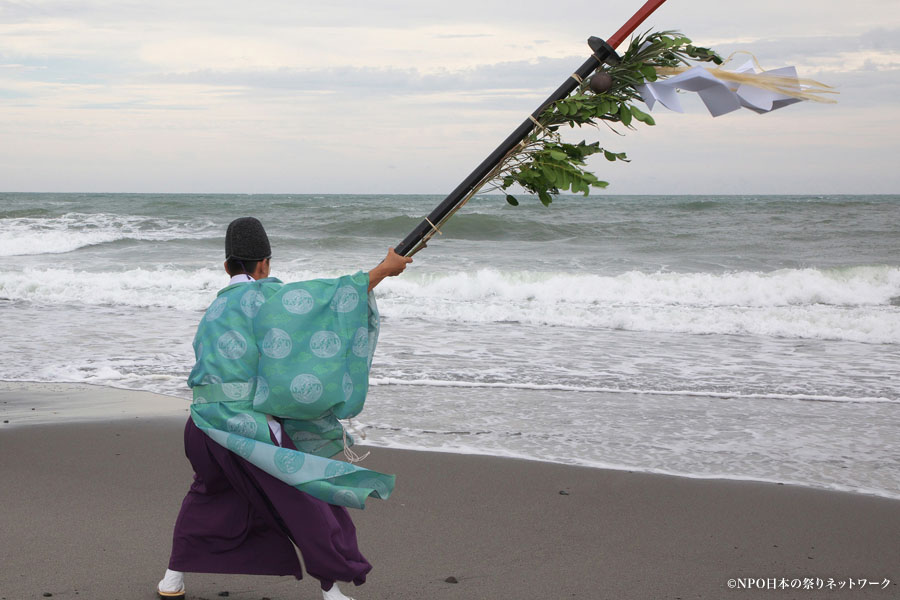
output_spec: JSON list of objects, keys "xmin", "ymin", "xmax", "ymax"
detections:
[{"xmin": 229, "ymin": 273, "xmax": 255, "ymax": 284}]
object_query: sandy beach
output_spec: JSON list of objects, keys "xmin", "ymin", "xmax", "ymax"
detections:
[{"xmin": 1, "ymin": 383, "xmax": 898, "ymax": 600}]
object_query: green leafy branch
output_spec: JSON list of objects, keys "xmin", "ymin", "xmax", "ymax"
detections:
[{"xmin": 481, "ymin": 30, "xmax": 722, "ymax": 206}]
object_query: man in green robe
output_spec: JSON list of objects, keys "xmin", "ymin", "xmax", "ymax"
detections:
[{"xmin": 158, "ymin": 217, "xmax": 411, "ymax": 600}]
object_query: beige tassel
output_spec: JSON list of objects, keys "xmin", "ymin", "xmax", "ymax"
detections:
[{"xmin": 656, "ymin": 52, "xmax": 838, "ymax": 104}]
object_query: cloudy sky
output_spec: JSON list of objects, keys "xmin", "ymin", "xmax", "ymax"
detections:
[{"xmin": 1, "ymin": 0, "xmax": 898, "ymax": 194}]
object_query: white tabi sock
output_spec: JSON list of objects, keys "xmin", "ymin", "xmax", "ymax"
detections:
[
  {"xmin": 157, "ymin": 569, "xmax": 184, "ymax": 594},
  {"xmin": 322, "ymin": 582, "xmax": 356, "ymax": 600}
]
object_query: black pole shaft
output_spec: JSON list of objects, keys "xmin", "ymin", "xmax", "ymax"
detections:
[{"xmin": 395, "ymin": 39, "xmax": 617, "ymax": 257}]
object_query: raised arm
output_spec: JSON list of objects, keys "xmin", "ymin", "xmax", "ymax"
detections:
[{"xmin": 368, "ymin": 248, "xmax": 413, "ymax": 291}]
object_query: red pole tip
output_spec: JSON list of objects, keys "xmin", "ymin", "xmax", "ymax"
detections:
[{"xmin": 608, "ymin": 0, "xmax": 669, "ymax": 49}]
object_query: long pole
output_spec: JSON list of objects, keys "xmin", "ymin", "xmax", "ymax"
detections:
[{"xmin": 395, "ymin": 0, "xmax": 669, "ymax": 257}]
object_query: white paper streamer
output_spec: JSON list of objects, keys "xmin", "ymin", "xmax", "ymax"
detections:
[{"xmin": 637, "ymin": 60, "xmax": 805, "ymax": 117}]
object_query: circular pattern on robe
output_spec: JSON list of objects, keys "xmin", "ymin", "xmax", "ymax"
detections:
[
  {"xmin": 205, "ymin": 297, "xmax": 228, "ymax": 321},
  {"xmin": 324, "ymin": 461, "xmax": 356, "ymax": 478},
  {"xmin": 310, "ymin": 417, "xmax": 340, "ymax": 433},
  {"xmin": 290, "ymin": 430, "xmax": 323, "ymax": 443},
  {"xmin": 251, "ymin": 376, "xmax": 269, "ymax": 405},
  {"xmin": 342, "ymin": 372, "xmax": 353, "ymax": 401},
  {"xmin": 282, "ymin": 289, "xmax": 315, "ymax": 314},
  {"xmin": 330, "ymin": 286, "xmax": 359, "ymax": 313},
  {"xmin": 261, "ymin": 328, "xmax": 292, "ymax": 359},
  {"xmin": 217, "ymin": 330, "xmax": 248, "ymax": 360},
  {"xmin": 200, "ymin": 373, "xmax": 223, "ymax": 385},
  {"xmin": 226, "ymin": 433, "xmax": 255, "ymax": 459},
  {"xmin": 226, "ymin": 413, "xmax": 258, "ymax": 438},
  {"xmin": 273, "ymin": 448, "xmax": 305, "ymax": 474},
  {"xmin": 359, "ymin": 477, "xmax": 391, "ymax": 499},
  {"xmin": 240, "ymin": 289, "xmax": 265, "ymax": 318},
  {"xmin": 309, "ymin": 330, "xmax": 341, "ymax": 358},
  {"xmin": 222, "ymin": 381, "xmax": 251, "ymax": 400},
  {"xmin": 332, "ymin": 489, "xmax": 363, "ymax": 509},
  {"xmin": 351, "ymin": 327, "xmax": 368, "ymax": 358},
  {"xmin": 290, "ymin": 374, "xmax": 323, "ymax": 404}
]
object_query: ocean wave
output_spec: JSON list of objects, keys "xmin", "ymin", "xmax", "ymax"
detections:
[
  {"xmin": 370, "ymin": 377, "xmax": 898, "ymax": 404},
  {"xmin": 381, "ymin": 266, "xmax": 900, "ymax": 308},
  {"xmin": 325, "ymin": 212, "xmax": 587, "ymax": 241},
  {"xmin": 2, "ymin": 265, "xmax": 898, "ymax": 343},
  {"xmin": 378, "ymin": 266, "xmax": 900, "ymax": 343},
  {"xmin": 0, "ymin": 212, "xmax": 218, "ymax": 256},
  {"xmin": 0, "ymin": 266, "xmax": 334, "ymax": 311},
  {"xmin": 0, "ymin": 207, "xmax": 54, "ymax": 219},
  {"xmin": 356, "ymin": 436, "xmax": 900, "ymax": 501},
  {"xmin": 0, "ymin": 267, "xmax": 225, "ymax": 311}
]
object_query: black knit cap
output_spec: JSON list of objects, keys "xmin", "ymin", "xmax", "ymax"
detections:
[{"xmin": 225, "ymin": 217, "xmax": 272, "ymax": 260}]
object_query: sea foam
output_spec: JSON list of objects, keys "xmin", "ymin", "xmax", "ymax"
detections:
[
  {"xmin": 0, "ymin": 212, "xmax": 218, "ymax": 256},
  {"xmin": 2, "ymin": 265, "xmax": 898, "ymax": 343}
]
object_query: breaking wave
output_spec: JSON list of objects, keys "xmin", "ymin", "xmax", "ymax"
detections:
[
  {"xmin": 0, "ymin": 212, "xmax": 218, "ymax": 256},
  {"xmin": 2, "ymin": 265, "xmax": 898, "ymax": 343}
]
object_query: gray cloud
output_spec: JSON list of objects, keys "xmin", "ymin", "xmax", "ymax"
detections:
[
  {"xmin": 0, "ymin": 87, "xmax": 30, "ymax": 98},
  {"xmin": 143, "ymin": 37, "xmax": 897, "ymax": 113},
  {"xmin": 2, "ymin": 0, "xmax": 897, "ymax": 193},
  {"xmin": 716, "ymin": 28, "xmax": 900, "ymax": 63},
  {"xmin": 0, "ymin": 53, "xmax": 143, "ymax": 83},
  {"xmin": 72, "ymin": 100, "xmax": 202, "ymax": 110},
  {"xmin": 151, "ymin": 56, "xmax": 582, "ymax": 95},
  {"xmin": 4, "ymin": 1, "xmax": 891, "ymax": 38},
  {"xmin": 433, "ymin": 33, "xmax": 494, "ymax": 39}
]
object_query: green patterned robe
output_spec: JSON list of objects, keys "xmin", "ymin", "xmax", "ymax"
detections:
[{"xmin": 188, "ymin": 272, "xmax": 394, "ymax": 509}]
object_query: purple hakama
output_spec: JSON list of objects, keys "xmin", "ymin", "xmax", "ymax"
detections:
[{"xmin": 167, "ymin": 418, "xmax": 371, "ymax": 591}]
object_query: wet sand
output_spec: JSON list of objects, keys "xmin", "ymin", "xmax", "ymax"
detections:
[{"xmin": 1, "ymin": 384, "xmax": 898, "ymax": 599}]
